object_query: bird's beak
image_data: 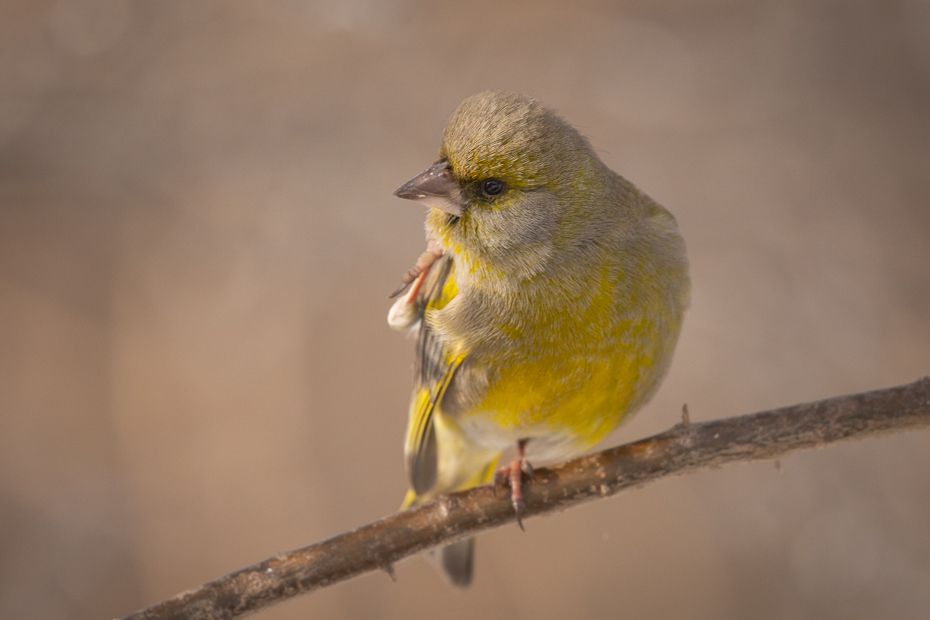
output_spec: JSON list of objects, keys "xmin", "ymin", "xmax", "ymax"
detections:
[{"xmin": 394, "ymin": 161, "xmax": 465, "ymax": 217}]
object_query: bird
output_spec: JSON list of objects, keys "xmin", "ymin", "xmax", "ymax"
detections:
[{"xmin": 387, "ymin": 91, "xmax": 690, "ymax": 587}]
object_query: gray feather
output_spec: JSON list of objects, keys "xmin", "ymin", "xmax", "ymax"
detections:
[{"xmin": 438, "ymin": 538, "xmax": 475, "ymax": 588}]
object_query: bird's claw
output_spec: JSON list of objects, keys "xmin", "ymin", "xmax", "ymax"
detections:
[
  {"xmin": 495, "ymin": 454, "xmax": 533, "ymax": 531},
  {"xmin": 513, "ymin": 498, "xmax": 526, "ymax": 532}
]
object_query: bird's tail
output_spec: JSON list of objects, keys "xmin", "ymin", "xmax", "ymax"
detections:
[{"xmin": 400, "ymin": 455, "xmax": 499, "ymax": 587}]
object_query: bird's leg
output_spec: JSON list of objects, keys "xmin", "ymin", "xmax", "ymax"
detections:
[
  {"xmin": 389, "ymin": 239, "xmax": 444, "ymax": 299},
  {"xmin": 494, "ymin": 439, "xmax": 534, "ymax": 531}
]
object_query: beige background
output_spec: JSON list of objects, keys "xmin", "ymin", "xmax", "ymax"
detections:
[{"xmin": 2, "ymin": 1, "xmax": 930, "ymax": 619}]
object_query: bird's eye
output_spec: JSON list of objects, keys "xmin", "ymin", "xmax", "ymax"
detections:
[{"xmin": 481, "ymin": 179, "xmax": 505, "ymax": 197}]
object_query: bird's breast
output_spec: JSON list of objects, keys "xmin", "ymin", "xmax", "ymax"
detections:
[{"xmin": 435, "ymin": 256, "xmax": 684, "ymax": 459}]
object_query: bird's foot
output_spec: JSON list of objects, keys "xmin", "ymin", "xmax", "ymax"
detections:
[
  {"xmin": 494, "ymin": 456, "xmax": 535, "ymax": 531},
  {"xmin": 389, "ymin": 239, "xmax": 444, "ymax": 299}
]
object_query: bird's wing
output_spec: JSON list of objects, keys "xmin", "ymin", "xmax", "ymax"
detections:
[{"xmin": 404, "ymin": 255, "xmax": 461, "ymax": 495}]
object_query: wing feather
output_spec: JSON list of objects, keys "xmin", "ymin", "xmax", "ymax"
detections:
[{"xmin": 404, "ymin": 255, "xmax": 459, "ymax": 494}]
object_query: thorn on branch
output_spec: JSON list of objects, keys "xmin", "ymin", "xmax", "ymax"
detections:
[{"xmin": 380, "ymin": 563, "xmax": 397, "ymax": 582}]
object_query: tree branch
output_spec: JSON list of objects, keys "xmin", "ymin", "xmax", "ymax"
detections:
[{"xmin": 121, "ymin": 378, "xmax": 930, "ymax": 620}]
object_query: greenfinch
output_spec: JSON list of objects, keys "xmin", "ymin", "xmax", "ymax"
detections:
[{"xmin": 388, "ymin": 91, "xmax": 690, "ymax": 586}]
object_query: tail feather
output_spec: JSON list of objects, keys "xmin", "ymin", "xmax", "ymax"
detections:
[
  {"xmin": 439, "ymin": 538, "xmax": 475, "ymax": 588},
  {"xmin": 399, "ymin": 430, "xmax": 501, "ymax": 587}
]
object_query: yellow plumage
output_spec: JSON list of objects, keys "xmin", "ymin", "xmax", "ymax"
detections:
[{"xmin": 389, "ymin": 91, "xmax": 690, "ymax": 586}]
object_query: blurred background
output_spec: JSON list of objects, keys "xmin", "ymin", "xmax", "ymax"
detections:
[{"xmin": 1, "ymin": 1, "xmax": 929, "ymax": 618}]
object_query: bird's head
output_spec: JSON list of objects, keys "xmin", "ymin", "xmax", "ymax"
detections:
[{"xmin": 395, "ymin": 91, "xmax": 608, "ymax": 282}]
